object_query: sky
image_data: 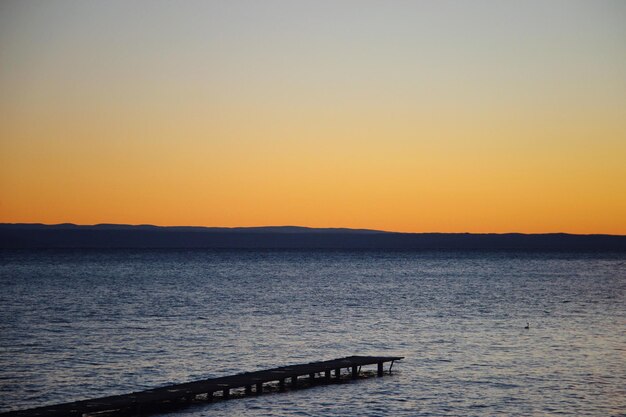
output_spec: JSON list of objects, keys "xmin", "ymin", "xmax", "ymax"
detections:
[{"xmin": 1, "ymin": 0, "xmax": 625, "ymax": 234}]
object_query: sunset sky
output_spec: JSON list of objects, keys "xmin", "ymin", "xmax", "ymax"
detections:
[{"xmin": 1, "ymin": 1, "xmax": 625, "ymax": 234}]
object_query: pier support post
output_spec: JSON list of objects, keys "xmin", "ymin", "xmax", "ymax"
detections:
[
  {"xmin": 256, "ymin": 382, "xmax": 263, "ymax": 394},
  {"xmin": 324, "ymin": 370, "xmax": 331, "ymax": 381},
  {"xmin": 206, "ymin": 391, "xmax": 214, "ymax": 402},
  {"xmin": 352, "ymin": 366, "xmax": 358, "ymax": 379},
  {"xmin": 378, "ymin": 362, "xmax": 384, "ymax": 377},
  {"xmin": 335, "ymin": 368, "xmax": 341, "ymax": 379},
  {"xmin": 245, "ymin": 385, "xmax": 252, "ymax": 395},
  {"xmin": 309, "ymin": 373, "xmax": 315, "ymax": 384},
  {"xmin": 222, "ymin": 388, "xmax": 229, "ymax": 399},
  {"xmin": 292, "ymin": 375, "xmax": 298, "ymax": 388},
  {"xmin": 279, "ymin": 378, "xmax": 286, "ymax": 391}
]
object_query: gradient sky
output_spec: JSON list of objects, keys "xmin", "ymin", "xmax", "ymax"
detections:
[{"xmin": 1, "ymin": 0, "xmax": 625, "ymax": 233}]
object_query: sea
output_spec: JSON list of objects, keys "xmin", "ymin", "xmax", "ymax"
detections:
[{"xmin": 0, "ymin": 249, "xmax": 624, "ymax": 416}]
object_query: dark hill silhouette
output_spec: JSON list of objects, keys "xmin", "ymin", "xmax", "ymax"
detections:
[{"xmin": 1, "ymin": 223, "xmax": 625, "ymax": 250}]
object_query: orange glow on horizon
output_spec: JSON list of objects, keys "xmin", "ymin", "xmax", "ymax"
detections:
[{"xmin": 1, "ymin": 1, "xmax": 625, "ymax": 235}]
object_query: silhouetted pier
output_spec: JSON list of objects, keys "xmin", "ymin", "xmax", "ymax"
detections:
[{"xmin": 1, "ymin": 355, "xmax": 403, "ymax": 417}]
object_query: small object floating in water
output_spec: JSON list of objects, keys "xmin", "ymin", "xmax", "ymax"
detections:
[
  {"xmin": 524, "ymin": 322, "xmax": 530, "ymax": 329},
  {"xmin": 0, "ymin": 355, "xmax": 403, "ymax": 417}
]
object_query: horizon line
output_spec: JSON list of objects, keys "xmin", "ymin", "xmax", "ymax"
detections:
[{"xmin": 2, "ymin": 222, "xmax": 625, "ymax": 237}]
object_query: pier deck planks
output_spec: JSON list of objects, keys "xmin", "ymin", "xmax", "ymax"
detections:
[{"xmin": 1, "ymin": 355, "xmax": 403, "ymax": 417}]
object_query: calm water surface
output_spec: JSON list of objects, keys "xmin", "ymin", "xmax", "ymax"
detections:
[{"xmin": 1, "ymin": 250, "xmax": 625, "ymax": 416}]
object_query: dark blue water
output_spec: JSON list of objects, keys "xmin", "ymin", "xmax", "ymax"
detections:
[{"xmin": 1, "ymin": 250, "xmax": 625, "ymax": 416}]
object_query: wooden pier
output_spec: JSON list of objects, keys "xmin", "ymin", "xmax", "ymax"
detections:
[{"xmin": 1, "ymin": 355, "xmax": 403, "ymax": 417}]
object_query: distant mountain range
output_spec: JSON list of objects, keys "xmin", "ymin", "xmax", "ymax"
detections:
[
  {"xmin": 0, "ymin": 223, "xmax": 626, "ymax": 251},
  {"xmin": 1, "ymin": 223, "xmax": 625, "ymax": 250},
  {"xmin": 0, "ymin": 223, "xmax": 383, "ymax": 234}
]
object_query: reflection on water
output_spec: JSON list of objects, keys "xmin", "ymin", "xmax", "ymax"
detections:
[{"xmin": 1, "ymin": 250, "xmax": 625, "ymax": 416}]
